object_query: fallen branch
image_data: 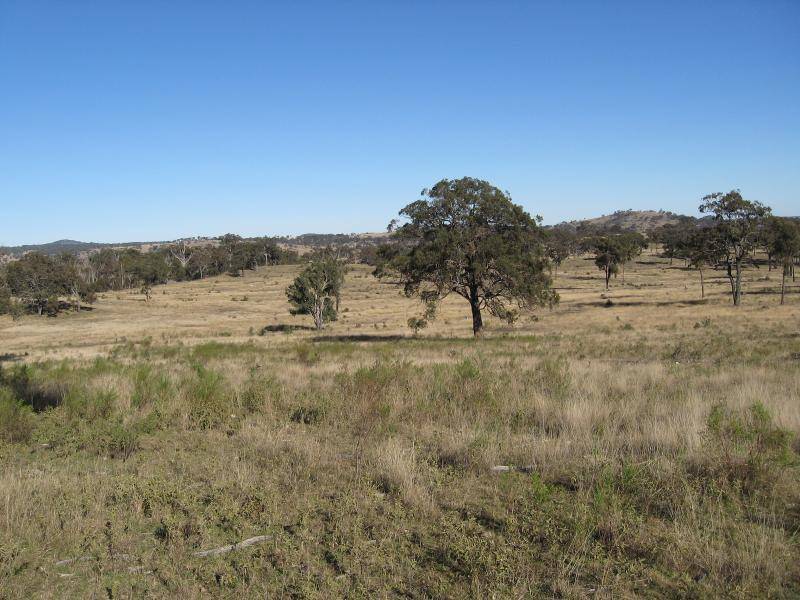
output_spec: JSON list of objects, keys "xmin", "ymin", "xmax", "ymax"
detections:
[
  {"xmin": 490, "ymin": 465, "xmax": 535, "ymax": 474},
  {"xmin": 192, "ymin": 535, "xmax": 271, "ymax": 558},
  {"xmin": 55, "ymin": 556, "xmax": 93, "ymax": 567}
]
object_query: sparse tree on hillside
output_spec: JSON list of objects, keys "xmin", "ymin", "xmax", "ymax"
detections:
[
  {"xmin": 616, "ymin": 232, "xmax": 648, "ymax": 283},
  {"xmin": 544, "ymin": 228, "xmax": 577, "ymax": 277},
  {"xmin": 653, "ymin": 223, "xmax": 692, "ymax": 265},
  {"xmin": 219, "ymin": 234, "xmax": 243, "ymax": 275},
  {"xmin": 286, "ymin": 251, "xmax": 347, "ymax": 330},
  {"xmin": 766, "ymin": 217, "xmax": 800, "ymax": 305},
  {"xmin": 375, "ymin": 177, "xmax": 557, "ymax": 336},
  {"xmin": 592, "ymin": 236, "xmax": 623, "ymax": 290},
  {"xmin": 700, "ymin": 190, "xmax": 771, "ymax": 305},
  {"xmin": 255, "ymin": 238, "xmax": 282, "ymax": 266},
  {"xmin": 686, "ymin": 228, "xmax": 725, "ymax": 299}
]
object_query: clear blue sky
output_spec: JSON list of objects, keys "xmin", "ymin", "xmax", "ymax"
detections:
[{"xmin": 1, "ymin": 1, "xmax": 798, "ymax": 245}]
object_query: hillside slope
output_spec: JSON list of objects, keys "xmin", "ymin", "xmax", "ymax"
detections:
[{"xmin": 556, "ymin": 210, "xmax": 695, "ymax": 233}]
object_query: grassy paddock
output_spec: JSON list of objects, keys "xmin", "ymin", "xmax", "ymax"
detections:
[{"xmin": 1, "ymin": 252, "xmax": 799, "ymax": 597}]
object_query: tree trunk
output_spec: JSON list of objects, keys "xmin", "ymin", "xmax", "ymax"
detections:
[
  {"xmin": 469, "ymin": 287, "xmax": 483, "ymax": 336},
  {"xmin": 781, "ymin": 265, "xmax": 786, "ymax": 305},
  {"xmin": 733, "ymin": 260, "xmax": 742, "ymax": 306},
  {"xmin": 699, "ymin": 268, "xmax": 704, "ymax": 299},
  {"xmin": 726, "ymin": 261, "xmax": 736, "ymax": 303},
  {"xmin": 313, "ymin": 300, "xmax": 324, "ymax": 330},
  {"xmin": 604, "ymin": 265, "xmax": 611, "ymax": 290}
]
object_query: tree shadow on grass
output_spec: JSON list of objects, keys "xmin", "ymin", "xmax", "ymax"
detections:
[
  {"xmin": 0, "ymin": 367, "xmax": 62, "ymax": 411},
  {"xmin": 569, "ymin": 298, "xmax": 710, "ymax": 309},
  {"xmin": 311, "ymin": 334, "xmax": 406, "ymax": 343},
  {"xmin": 0, "ymin": 353, "xmax": 25, "ymax": 363},
  {"xmin": 259, "ymin": 324, "xmax": 317, "ymax": 334}
]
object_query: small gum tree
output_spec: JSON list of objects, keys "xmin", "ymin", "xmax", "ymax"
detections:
[
  {"xmin": 544, "ymin": 227, "xmax": 577, "ymax": 278},
  {"xmin": 686, "ymin": 227, "xmax": 725, "ymax": 299},
  {"xmin": 286, "ymin": 250, "xmax": 346, "ymax": 330},
  {"xmin": 766, "ymin": 217, "xmax": 800, "ymax": 305},
  {"xmin": 592, "ymin": 236, "xmax": 622, "ymax": 289},
  {"xmin": 617, "ymin": 232, "xmax": 648, "ymax": 283},
  {"xmin": 376, "ymin": 177, "xmax": 557, "ymax": 336},
  {"xmin": 700, "ymin": 190, "xmax": 771, "ymax": 305}
]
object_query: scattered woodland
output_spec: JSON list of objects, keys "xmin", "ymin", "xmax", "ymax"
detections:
[{"xmin": 1, "ymin": 179, "xmax": 799, "ymax": 597}]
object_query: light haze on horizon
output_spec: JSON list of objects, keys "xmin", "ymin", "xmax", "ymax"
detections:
[{"xmin": 1, "ymin": 1, "xmax": 799, "ymax": 246}]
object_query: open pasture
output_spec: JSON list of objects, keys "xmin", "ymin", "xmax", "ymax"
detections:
[{"xmin": 1, "ymin": 251, "xmax": 799, "ymax": 598}]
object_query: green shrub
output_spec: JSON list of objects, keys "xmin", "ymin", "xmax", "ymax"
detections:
[
  {"xmin": 101, "ymin": 421, "xmax": 141, "ymax": 460},
  {"xmin": 62, "ymin": 387, "xmax": 116, "ymax": 421},
  {"xmin": 455, "ymin": 359, "xmax": 480, "ymax": 381},
  {"xmin": 700, "ymin": 402, "xmax": 796, "ymax": 493},
  {"xmin": 294, "ymin": 342, "xmax": 320, "ymax": 365},
  {"xmin": 0, "ymin": 387, "xmax": 34, "ymax": 443},
  {"xmin": 239, "ymin": 373, "xmax": 280, "ymax": 413},
  {"xmin": 407, "ymin": 317, "xmax": 428, "ymax": 336},
  {"xmin": 131, "ymin": 364, "xmax": 171, "ymax": 409},
  {"xmin": 187, "ymin": 365, "xmax": 229, "ymax": 429}
]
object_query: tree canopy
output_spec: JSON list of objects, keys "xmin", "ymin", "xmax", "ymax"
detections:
[
  {"xmin": 699, "ymin": 190, "xmax": 771, "ymax": 305},
  {"xmin": 286, "ymin": 250, "xmax": 347, "ymax": 330},
  {"xmin": 376, "ymin": 177, "xmax": 557, "ymax": 336}
]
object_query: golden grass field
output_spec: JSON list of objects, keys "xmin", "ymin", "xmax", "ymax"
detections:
[{"xmin": 1, "ymin": 251, "xmax": 799, "ymax": 598}]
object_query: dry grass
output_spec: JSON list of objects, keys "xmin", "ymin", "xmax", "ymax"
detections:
[{"xmin": 0, "ymin": 251, "xmax": 798, "ymax": 597}]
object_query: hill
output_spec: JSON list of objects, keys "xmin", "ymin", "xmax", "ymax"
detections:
[
  {"xmin": 0, "ymin": 239, "xmax": 153, "ymax": 257},
  {"xmin": 555, "ymin": 209, "xmax": 696, "ymax": 234},
  {"xmin": 0, "ymin": 210, "xmax": 734, "ymax": 257},
  {"xmin": 0, "ymin": 239, "xmax": 105, "ymax": 256}
]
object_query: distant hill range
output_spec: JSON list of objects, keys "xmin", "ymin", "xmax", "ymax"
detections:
[
  {"xmin": 553, "ymin": 209, "xmax": 697, "ymax": 233},
  {"xmin": 5, "ymin": 210, "xmax": 796, "ymax": 257},
  {"xmin": 0, "ymin": 238, "xmax": 204, "ymax": 257}
]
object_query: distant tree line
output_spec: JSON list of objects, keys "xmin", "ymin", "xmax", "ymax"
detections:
[
  {"xmin": 0, "ymin": 236, "xmax": 299, "ymax": 317},
  {"xmin": 541, "ymin": 190, "xmax": 800, "ymax": 305},
  {"xmin": 3, "ymin": 187, "xmax": 798, "ymax": 322},
  {"xmin": 650, "ymin": 192, "xmax": 799, "ymax": 305}
]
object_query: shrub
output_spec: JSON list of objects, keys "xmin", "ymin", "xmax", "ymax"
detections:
[
  {"xmin": 131, "ymin": 365, "xmax": 171, "ymax": 409},
  {"xmin": 290, "ymin": 405, "xmax": 326, "ymax": 425},
  {"xmin": 294, "ymin": 342, "xmax": 320, "ymax": 365},
  {"xmin": 63, "ymin": 387, "xmax": 116, "ymax": 421},
  {"xmin": 698, "ymin": 403, "xmax": 796, "ymax": 494},
  {"xmin": 101, "ymin": 421, "xmax": 141, "ymax": 460},
  {"xmin": 455, "ymin": 359, "xmax": 480, "ymax": 381},
  {"xmin": 407, "ymin": 317, "xmax": 428, "ymax": 336},
  {"xmin": 372, "ymin": 438, "xmax": 430, "ymax": 509},
  {"xmin": 0, "ymin": 387, "xmax": 34, "ymax": 443},
  {"xmin": 694, "ymin": 317, "xmax": 712, "ymax": 329},
  {"xmin": 186, "ymin": 365, "xmax": 229, "ymax": 430},
  {"xmin": 530, "ymin": 356, "xmax": 571, "ymax": 399},
  {"xmin": 239, "ymin": 373, "xmax": 280, "ymax": 413}
]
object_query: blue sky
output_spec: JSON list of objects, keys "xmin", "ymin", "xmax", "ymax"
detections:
[{"xmin": 1, "ymin": 1, "xmax": 798, "ymax": 245}]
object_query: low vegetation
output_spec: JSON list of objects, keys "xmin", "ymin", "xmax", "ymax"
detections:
[
  {"xmin": 1, "ymin": 180, "xmax": 799, "ymax": 596},
  {"xmin": 0, "ymin": 250, "xmax": 798, "ymax": 598}
]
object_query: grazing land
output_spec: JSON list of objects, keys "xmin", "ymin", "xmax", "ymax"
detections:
[{"xmin": 1, "ymin": 250, "xmax": 799, "ymax": 597}]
